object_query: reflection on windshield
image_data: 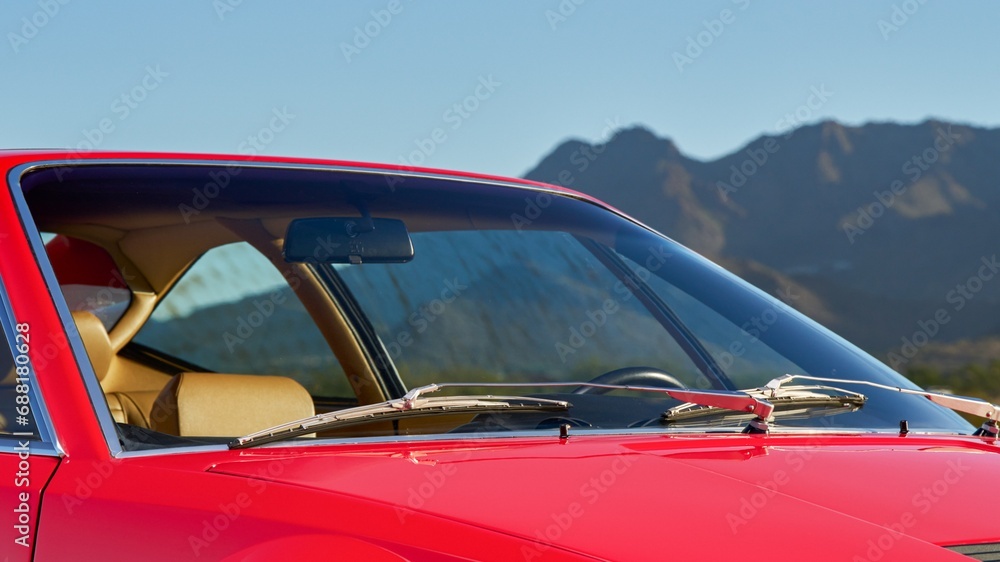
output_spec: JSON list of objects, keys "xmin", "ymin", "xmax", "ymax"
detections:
[
  {"xmin": 334, "ymin": 230, "xmax": 709, "ymax": 389},
  {"xmin": 328, "ymin": 196, "xmax": 970, "ymax": 434}
]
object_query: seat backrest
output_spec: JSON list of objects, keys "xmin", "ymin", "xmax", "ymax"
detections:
[
  {"xmin": 149, "ymin": 372, "xmax": 314, "ymax": 437},
  {"xmin": 72, "ymin": 310, "xmax": 160, "ymax": 427},
  {"xmin": 72, "ymin": 310, "xmax": 115, "ymax": 383},
  {"xmin": 104, "ymin": 391, "xmax": 160, "ymax": 428}
]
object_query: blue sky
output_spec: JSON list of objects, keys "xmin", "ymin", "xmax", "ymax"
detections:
[{"xmin": 1, "ymin": 1, "xmax": 997, "ymax": 176}]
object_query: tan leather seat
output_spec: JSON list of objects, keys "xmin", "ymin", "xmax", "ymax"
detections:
[
  {"xmin": 72, "ymin": 310, "xmax": 115, "ymax": 380},
  {"xmin": 149, "ymin": 372, "xmax": 315, "ymax": 437},
  {"xmin": 72, "ymin": 310, "xmax": 158, "ymax": 427}
]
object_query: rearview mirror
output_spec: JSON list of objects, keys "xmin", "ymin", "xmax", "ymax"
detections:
[{"xmin": 283, "ymin": 217, "xmax": 414, "ymax": 264}]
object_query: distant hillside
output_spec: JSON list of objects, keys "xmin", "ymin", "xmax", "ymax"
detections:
[
  {"xmin": 140, "ymin": 231, "xmax": 749, "ymax": 391},
  {"xmin": 523, "ymin": 120, "xmax": 1000, "ymax": 368}
]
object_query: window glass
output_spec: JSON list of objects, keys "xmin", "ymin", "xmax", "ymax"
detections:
[
  {"xmin": 616, "ymin": 253, "xmax": 805, "ymax": 389},
  {"xmin": 334, "ymin": 230, "xmax": 709, "ymax": 389},
  {"xmin": 44, "ymin": 235, "xmax": 132, "ymax": 331},
  {"xmin": 134, "ymin": 242, "xmax": 350, "ymax": 397}
]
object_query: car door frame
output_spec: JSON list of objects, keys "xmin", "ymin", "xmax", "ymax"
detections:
[{"xmin": 0, "ymin": 157, "xmax": 71, "ymax": 561}]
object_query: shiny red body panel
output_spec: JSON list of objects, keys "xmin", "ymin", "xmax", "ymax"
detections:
[{"xmin": 1, "ymin": 150, "xmax": 998, "ymax": 560}]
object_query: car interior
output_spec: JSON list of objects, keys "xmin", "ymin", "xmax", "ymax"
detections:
[
  {"xmin": 55, "ymin": 235, "xmax": 360, "ymax": 440},
  {"xmin": 20, "ymin": 164, "xmax": 524, "ymax": 446}
]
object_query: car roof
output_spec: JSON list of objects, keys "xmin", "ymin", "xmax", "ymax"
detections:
[{"xmin": 0, "ymin": 148, "xmax": 589, "ymax": 200}]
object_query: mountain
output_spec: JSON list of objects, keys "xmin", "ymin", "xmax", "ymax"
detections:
[
  {"xmin": 523, "ymin": 120, "xmax": 1000, "ymax": 367},
  {"xmin": 138, "ymin": 231, "xmax": 728, "ymax": 393}
]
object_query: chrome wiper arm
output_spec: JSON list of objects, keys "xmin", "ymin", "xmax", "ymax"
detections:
[
  {"xmin": 231, "ymin": 381, "xmax": 778, "ymax": 447},
  {"xmin": 230, "ymin": 385, "xmax": 570, "ymax": 449},
  {"xmin": 658, "ymin": 387, "xmax": 776, "ymax": 433},
  {"xmin": 424, "ymin": 382, "xmax": 776, "ymax": 423},
  {"xmin": 389, "ymin": 382, "xmax": 776, "ymax": 419},
  {"xmin": 416, "ymin": 382, "xmax": 776, "ymax": 433},
  {"xmin": 766, "ymin": 374, "xmax": 1000, "ymax": 437},
  {"xmin": 397, "ymin": 383, "xmax": 442, "ymax": 408},
  {"xmin": 661, "ymin": 388, "xmax": 774, "ymax": 425},
  {"xmin": 665, "ymin": 387, "xmax": 864, "ymax": 420},
  {"xmin": 663, "ymin": 382, "xmax": 866, "ymax": 430}
]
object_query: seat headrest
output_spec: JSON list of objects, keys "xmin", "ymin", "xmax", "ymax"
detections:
[
  {"xmin": 71, "ymin": 310, "xmax": 113, "ymax": 382},
  {"xmin": 150, "ymin": 373, "xmax": 314, "ymax": 437}
]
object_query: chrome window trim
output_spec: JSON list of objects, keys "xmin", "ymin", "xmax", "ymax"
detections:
[
  {"xmin": 8, "ymin": 156, "xmax": 640, "ymax": 458},
  {"xmin": 0, "ymin": 441, "xmax": 60, "ymax": 456},
  {"xmin": 113, "ymin": 426, "xmax": 983, "ymax": 459},
  {"xmin": 0, "ymin": 256, "xmax": 62, "ymax": 457},
  {"xmin": 8, "ymin": 161, "xmax": 127, "ymax": 456},
  {"xmin": 242, "ymin": 426, "xmax": 971, "ymax": 449}
]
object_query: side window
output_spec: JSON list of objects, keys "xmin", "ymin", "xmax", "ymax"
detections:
[
  {"xmin": 44, "ymin": 235, "xmax": 132, "ymax": 331},
  {"xmin": 134, "ymin": 242, "xmax": 351, "ymax": 397}
]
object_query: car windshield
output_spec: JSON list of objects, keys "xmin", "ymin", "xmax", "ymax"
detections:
[
  {"xmin": 22, "ymin": 163, "xmax": 972, "ymax": 447},
  {"xmin": 322, "ymin": 201, "xmax": 970, "ymax": 434}
]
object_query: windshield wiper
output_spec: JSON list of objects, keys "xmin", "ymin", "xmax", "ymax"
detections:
[
  {"xmin": 231, "ymin": 381, "xmax": 778, "ymax": 448},
  {"xmin": 408, "ymin": 382, "xmax": 777, "ymax": 432},
  {"xmin": 765, "ymin": 374, "xmax": 1000, "ymax": 437},
  {"xmin": 664, "ymin": 383, "xmax": 866, "ymax": 428},
  {"xmin": 231, "ymin": 375, "xmax": 1000, "ymax": 448},
  {"xmin": 664, "ymin": 374, "xmax": 1000, "ymax": 437},
  {"xmin": 230, "ymin": 386, "xmax": 571, "ymax": 449}
]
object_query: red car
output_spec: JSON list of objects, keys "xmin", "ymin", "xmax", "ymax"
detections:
[{"xmin": 1, "ymin": 150, "xmax": 998, "ymax": 560}]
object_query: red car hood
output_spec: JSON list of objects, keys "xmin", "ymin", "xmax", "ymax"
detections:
[{"xmin": 210, "ymin": 433, "xmax": 999, "ymax": 560}]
